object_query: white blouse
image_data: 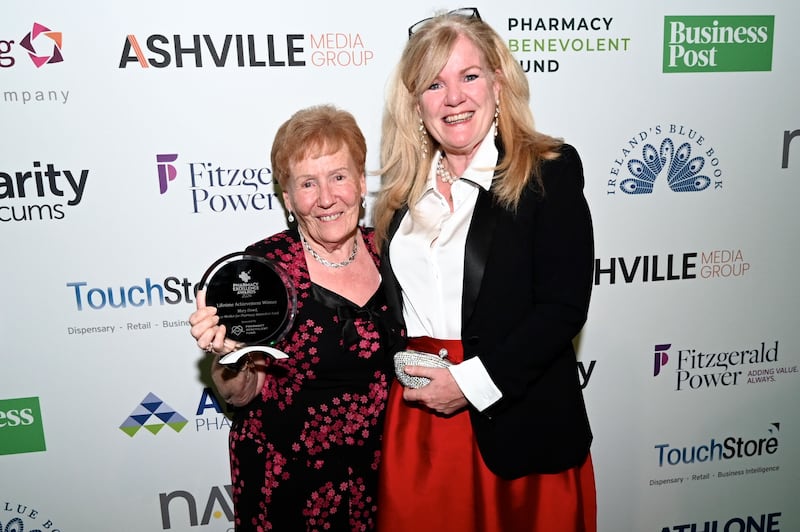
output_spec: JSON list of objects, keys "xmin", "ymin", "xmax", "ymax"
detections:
[{"xmin": 389, "ymin": 129, "xmax": 502, "ymax": 411}]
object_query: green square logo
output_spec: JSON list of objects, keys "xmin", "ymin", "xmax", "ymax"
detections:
[
  {"xmin": 663, "ymin": 15, "xmax": 775, "ymax": 72},
  {"xmin": 0, "ymin": 397, "xmax": 47, "ymax": 455}
]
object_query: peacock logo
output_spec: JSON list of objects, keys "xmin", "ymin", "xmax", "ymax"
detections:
[
  {"xmin": 621, "ymin": 138, "xmax": 711, "ymax": 194},
  {"xmin": 607, "ymin": 123, "xmax": 724, "ymax": 196}
]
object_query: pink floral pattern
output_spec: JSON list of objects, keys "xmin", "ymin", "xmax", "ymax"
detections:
[{"xmin": 228, "ymin": 228, "xmax": 394, "ymax": 531}]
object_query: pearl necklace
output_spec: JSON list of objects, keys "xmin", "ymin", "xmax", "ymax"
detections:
[
  {"xmin": 436, "ymin": 155, "xmax": 460, "ymax": 184},
  {"xmin": 300, "ymin": 229, "xmax": 358, "ymax": 268}
]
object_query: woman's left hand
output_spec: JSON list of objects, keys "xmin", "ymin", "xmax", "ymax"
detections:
[{"xmin": 402, "ymin": 366, "xmax": 468, "ymax": 415}]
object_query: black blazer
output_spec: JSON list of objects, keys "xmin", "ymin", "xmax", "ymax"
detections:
[{"xmin": 381, "ymin": 143, "xmax": 594, "ymax": 479}]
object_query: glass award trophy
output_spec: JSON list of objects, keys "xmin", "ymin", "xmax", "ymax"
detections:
[{"xmin": 198, "ymin": 252, "xmax": 297, "ymax": 366}]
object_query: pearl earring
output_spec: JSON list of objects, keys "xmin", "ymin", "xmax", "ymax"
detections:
[
  {"xmin": 287, "ymin": 211, "xmax": 295, "ymax": 223},
  {"xmin": 418, "ymin": 117, "xmax": 428, "ymax": 156}
]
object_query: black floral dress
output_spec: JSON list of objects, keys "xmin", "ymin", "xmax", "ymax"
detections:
[{"xmin": 229, "ymin": 228, "xmax": 398, "ymax": 532}]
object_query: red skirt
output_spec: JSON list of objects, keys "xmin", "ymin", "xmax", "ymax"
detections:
[{"xmin": 377, "ymin": 337, "xmax": 596, "ymax": 532}]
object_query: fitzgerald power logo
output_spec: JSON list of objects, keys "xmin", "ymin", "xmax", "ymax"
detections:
[
  {"xmin": 156, "ymin": 152, "xmax": 284, "ymax": 215},
  {"xmin": 120, "ymin": 392, "xmax": 188, "ymax": 437},
  {"xmin": 653, "ymin": 344, "xmax": 671, "ymax": 377},
  {"xmin": 663, "ymin": 15, "xmax": 774, "ymax": 73},
  {"xmin": 651, "ymin": 340, "xmax": 798, "ymax": 391},
  {"xmin": 157, "ymin": 153, "xmax": 179, "ymax": 194},
  {"xmin": 0, "ymin": 396, "xmax": 46, "ymax": 455}
]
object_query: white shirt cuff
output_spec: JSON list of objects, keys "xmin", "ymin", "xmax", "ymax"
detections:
[{"xmin": 448, "ymin": 357, "xmax": 503, "ymax": 412}]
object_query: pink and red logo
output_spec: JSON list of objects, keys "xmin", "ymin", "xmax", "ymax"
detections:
[
  {"xmin": 20, "ymin": 22, "xmax": 64, "ymax": 67},
  {"xmin": 653, "ymin": 343, "xmax": 671, "ymax": 376},
  {"xmin": 157, "ymin": 154, "xmax": 179, "ymax": 194}
]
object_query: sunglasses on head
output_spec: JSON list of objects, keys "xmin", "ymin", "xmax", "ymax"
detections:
[{"xmin": 408, "ymin": 7, "xmax": 482, "ymax": 38}]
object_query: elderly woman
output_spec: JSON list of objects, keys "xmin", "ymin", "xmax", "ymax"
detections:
[
  {"xmin": 373, "ymin": 8, "xmax": 596, "ymax": 532},
  {"xmin": 189, "ymin": 104, "xmax": 401, "ymax": 531}
]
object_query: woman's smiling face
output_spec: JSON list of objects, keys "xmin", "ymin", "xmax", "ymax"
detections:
[
  {"xmin": 419, "ymin": 34, "xmax": 499, "ymax": 158},
  {"xmin": 282, "ymin": 145, "xmax": 364, "ymax": 252}
]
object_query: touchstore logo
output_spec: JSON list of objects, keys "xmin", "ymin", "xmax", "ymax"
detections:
[
  {"xmin": 654, "ymin": 423, "xmax": 780, "ymax": 467},
  {"xmin": 663, "ymin": 15, "xmax": 774, "ymax": 72}
]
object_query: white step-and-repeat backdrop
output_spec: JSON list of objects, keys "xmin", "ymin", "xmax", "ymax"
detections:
[{"xmin": 2, "ymin": 1, "xmax": 798, "ymax": 530}]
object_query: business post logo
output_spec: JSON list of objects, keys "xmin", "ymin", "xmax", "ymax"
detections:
[
  {"xmin": 663, "ymin": 15, "xmax": 775, "ymax": 73},
  {"xmin": 651, "ymin": 340, "xmax": 797, "ymax": 391},
  {"xmin": 607, "ymin": 123, "xmax": 723, "ymax": 196},
  {"xmin": 120, "ymin": 392, "xmax": 188, "ymax": 437},
  {"xmin": 119, "ymin": 31, "xmax": 374, "ymax": 69},
  {"xmin": 506, "ymin": 15, "xmax": 632, "ymax": 73},
  {"xmin": 0, "ymin": 396, "xmax": 46, "ymax": 455}
]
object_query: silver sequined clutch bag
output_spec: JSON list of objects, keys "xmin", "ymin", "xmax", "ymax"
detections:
[{"xmin": 393, "ymin": 349, "xmax": 452, "ymax": 389}]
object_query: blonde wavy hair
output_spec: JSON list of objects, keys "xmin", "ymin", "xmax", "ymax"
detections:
[{"xmin": 373, "ymin": 11, "xmax": 563, "ymax": 246}]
